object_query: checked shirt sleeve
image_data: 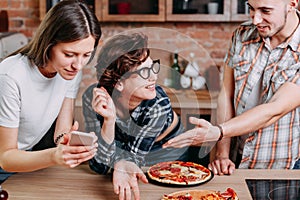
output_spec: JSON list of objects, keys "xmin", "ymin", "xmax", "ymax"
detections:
[{"xmin": 113, "ymin": 87, "xmax": 173, "ymax": 167}]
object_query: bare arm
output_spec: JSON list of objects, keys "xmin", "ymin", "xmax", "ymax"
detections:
[
  {"xmin": 221, "ymin": 81, "xmax": 300, "ymax": 138},
  {"xmin": 54, "ymin": 97, "xmax": 76, "ymax": 138},
  {"xmin": 0, "ymin": 97, "xmax": 97, "ymax": 172},
  {"xmin": 92, "ymin": 88, "xmax": 149, "ymax": 200},
  {"xmin": 92, "ymin": 87, "xmax": 116, "ymax": 144},
  {"xmin": 0, "ymin": 126, "xmax": 57, "ymax": 172},
  {"xmin": 164, "ymin": 65, "xmax": 300, "ymax": 174},
  {"xmin": 209, "ymin": 65, "xmax": 236, "ymax": 175},
  {"xmin": 215, "ymin": 65, "xmax": 235, "ymax": 159},
  {"xmin": 165, "ymin": 68, "xmax": 300, "ymax": 146}
]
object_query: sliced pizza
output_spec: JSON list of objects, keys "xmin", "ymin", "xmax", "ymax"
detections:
[
  {"xmin": 147, "ymin": 161, "xmax": 212, "ymax": 186},
  {"xmin": 162, "ymin": 188, "xmax": 239, "ymax": 200}
]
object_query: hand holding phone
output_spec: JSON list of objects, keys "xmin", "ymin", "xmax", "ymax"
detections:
[{"xmin": 69, "ymin": 131, "xmax": 94, "ymax": 146}]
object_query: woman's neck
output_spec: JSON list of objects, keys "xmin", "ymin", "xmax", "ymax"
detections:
[
  {"xmin": 116, "ymin": 95, "xmax": 142, "ymax": 119},
  {"xmin": 38, "ymin": 66, "xmax": 57, "ymax": 78}
]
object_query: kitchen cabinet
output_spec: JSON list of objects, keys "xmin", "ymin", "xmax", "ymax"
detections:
[
  {"xmin": 39, "ymin": 0, "xmax": 250, "ymax": 22},
  {"xmin": 101, "ymin": 0, "xmax": 165, "ymax": 22},
  {"xmin": 39, "ymin": 0, "xmax": 97, "ymax": 21},
  {"xmin": 39, "ymin": 0, "xmax": 46, "ymax": 21},
  {"xmin": 166, "ymin": 0, "xmax": 231, "ymax": 22},
  {"xmin": 164, "ymin": 88, "xmax": 218, "ymax": 128},
  {"xmin": 230, "ymin": 0, "xmax": 250, "ymax": 22}
]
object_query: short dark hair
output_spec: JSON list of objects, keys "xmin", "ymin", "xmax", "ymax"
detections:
[
  {"xmin": 96, "ymin": 33, "xmax": 149, "ymax": 96},
  {"xmin": 14, "ymin": 0, "xmax": 101, "ymax": 67}
]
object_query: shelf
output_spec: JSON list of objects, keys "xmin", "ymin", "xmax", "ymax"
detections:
[
  {"xmin": 39, "ymin": 0, "xmax": 46, "ymax": 21},
  {"xmin": 39, "ymin": 0, "xmax": 250, "ymax": 22},
  {"xmin": 39, "ymin": 0, "xmax": 97, "ymax": 21},
  {"xmin": 166, "ymin": 0, "xmax": 231, "ymax": 22},
  {"xmin": 101, "ymin": 0, "xmax": 165, "ymax": 22},
  {"xmin": 230, "ymin": 0, "xmax": 250, "ymax": 22},
  {"xmin": 94, "ymin": 0, "xmax": 103, "ymax": 21}
]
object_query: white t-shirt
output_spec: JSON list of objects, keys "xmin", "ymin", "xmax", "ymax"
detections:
[{"xmin": 0, "ymin": 54, "xmax": 81, "ymax": 150}]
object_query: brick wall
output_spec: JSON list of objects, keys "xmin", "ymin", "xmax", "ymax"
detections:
[
  {"xmin": 1, "ymin": 0, "xmax": 40, "ymax": 37},
  {"xmin": 80, "ymin": 22, "xmax": 239, "ymax": 96},
  {"xmin": 1, "ymin": 0, "xmax": 241, "ymax": 97}
]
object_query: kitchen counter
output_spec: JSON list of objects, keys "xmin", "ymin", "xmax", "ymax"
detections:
[{"xmin": 2, "ymin": 164, "xmax": 299, "ymax": 199}]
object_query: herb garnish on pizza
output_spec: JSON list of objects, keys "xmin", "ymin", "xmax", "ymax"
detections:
[{"xmin": 147, "ymin": 161, "xmax": 213, "ymax": 186}]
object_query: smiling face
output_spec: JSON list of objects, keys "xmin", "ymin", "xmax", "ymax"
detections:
[
  {"xmin": 118, "ymin": 57, "xmax": 158, "ymax": 107},
  {"xmin": 44, "ymin": 35, "xmax": 95, "ymax": 80},
  {"xmin": 248, "ymin": 0, "xmax": 290, "ymax": 38}
]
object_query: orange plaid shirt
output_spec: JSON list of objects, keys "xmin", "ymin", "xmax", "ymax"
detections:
[{"xmin": 225, "ymin": 20, "xmax": 300, "ymax": 169}]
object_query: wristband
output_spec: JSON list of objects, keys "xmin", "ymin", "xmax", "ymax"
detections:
[
  {"xmin": 54, "ymin": 133, "xmax": 65, "ymax": 144},
  {"xmin": 216, "ymin": 125, "xmax": 224, "ymax": 141}
]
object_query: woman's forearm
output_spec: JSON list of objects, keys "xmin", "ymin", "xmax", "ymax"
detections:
[
  {"xmin": 101, "ymin": 119, "xmax": 115, "ymax": 144},
  {"xmin": 1, "ymin": 148, "xmax": 56, "ymax": 172}
]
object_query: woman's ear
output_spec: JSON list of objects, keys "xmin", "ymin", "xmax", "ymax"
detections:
[{"xmin": 115, "ymin": 81, "xmax": 124, "ymax": 92}]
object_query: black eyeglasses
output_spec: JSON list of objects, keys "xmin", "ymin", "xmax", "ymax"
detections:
[{"xmin": 125, "ymin": 59, "xmax": 160, "ymax": 80}]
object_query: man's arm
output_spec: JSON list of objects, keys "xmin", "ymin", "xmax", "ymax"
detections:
[
  {"xmin": 209, "ymin": 65, "xmax": 236, "ymax": 175},
  {"xmin": 164, "ymin": 69, "xmax": 300, "ymax": 145},
  {"xmin": 221, "ymin": 81, "xmax": 300, "ymax": 137}
]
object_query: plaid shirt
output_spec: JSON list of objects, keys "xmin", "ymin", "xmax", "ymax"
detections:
[
  {"xmin": 225, "ymin": 20, "xmax": 300, "ymax": 169},
  {"xmin": 82, "ymin": 83, "xmax": 101, "ymax": 135},
  {"xmin": 82, "ymin": 85, "xmax": 185, "ymax": 170}
]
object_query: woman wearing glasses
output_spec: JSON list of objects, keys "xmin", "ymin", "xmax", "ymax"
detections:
[{"xmin": 82, "ymin": 32, "xmax": 188, "ymax": 200}]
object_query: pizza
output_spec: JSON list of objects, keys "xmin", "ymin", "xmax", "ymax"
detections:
[
  {"xmin": 162, "ymin": 188, "xmax": 239, "ymax": 200},
  {"xmin": 147, "ymin": 161, "xmax": 212, "ymax": 186}
]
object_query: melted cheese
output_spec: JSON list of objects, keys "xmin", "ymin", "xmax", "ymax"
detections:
[
  {"xmin": 160, "ymin": 170, "xmax": 172, "ymax": 175},
  {"xmin": 189, "ymin": 167, "xmax": 208, "ymax": 176},
  {"xmin": 171, "ymin": 163, "xmax": 189, "ymax": 172}
]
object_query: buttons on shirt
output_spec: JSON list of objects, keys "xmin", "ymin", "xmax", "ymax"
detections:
[{"xmin": 277, "ymin": 77, "xmax": 284, "ymax": 84}]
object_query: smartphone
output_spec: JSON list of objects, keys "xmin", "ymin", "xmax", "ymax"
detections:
[{"xmin": 69, "ymin": 131, "xmax": 94, "ymax": 146}]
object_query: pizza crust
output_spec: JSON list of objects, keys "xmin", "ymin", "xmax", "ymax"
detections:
[
  {"xmin": 164, "ymin": 190, "xmax": 215, "ymax": 198},
  {"xmin": 162, "ymin": 188, "xmax": 239, "ymax": 200}
]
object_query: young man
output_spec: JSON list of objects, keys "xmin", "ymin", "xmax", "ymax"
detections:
[{"xmin": 163, "ymin": 0, "xmax": 300, "ymax": 173}]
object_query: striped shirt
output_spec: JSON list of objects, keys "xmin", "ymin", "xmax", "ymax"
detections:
[
  {"xmin": 82, "ymin": 83, "xmax": 101, "ymax": 135},
  {"xmin": 224, "ymin": 20, "xmax": 300, "ymax": 169}
]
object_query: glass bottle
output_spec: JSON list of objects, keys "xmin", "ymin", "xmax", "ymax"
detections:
[
  {"xmin": 182, "ymin": 0, "xmax": 189, "ymax": 10},
  {"xmin": 171, "ymin": 52, "xmax": 181, "ymax": 90}
]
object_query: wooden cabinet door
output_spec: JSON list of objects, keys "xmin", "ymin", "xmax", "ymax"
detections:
[
  {"xmin": 166, "ymin": 0, "xmax": 230, "ymax": 22},
  {"xmin": 102, "ymin": 0, "xmax": 165, "ymax": 22}
]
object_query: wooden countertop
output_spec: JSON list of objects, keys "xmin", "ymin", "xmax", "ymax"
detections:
[{"xmin": 2, "ymin": 164, "xmax": 299, "ymax": 200}]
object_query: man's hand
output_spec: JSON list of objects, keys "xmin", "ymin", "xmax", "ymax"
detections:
[
  {"xmin": 208, "ymin": 157, "xmax": 235, "ymax": 175},
  {"xmin": 113, "ymin": 160, "xmax": 148, "ymax": 200},
  {"xmin": 163, "ymin": 117, "xmax": 220, "ymax": 148}
]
